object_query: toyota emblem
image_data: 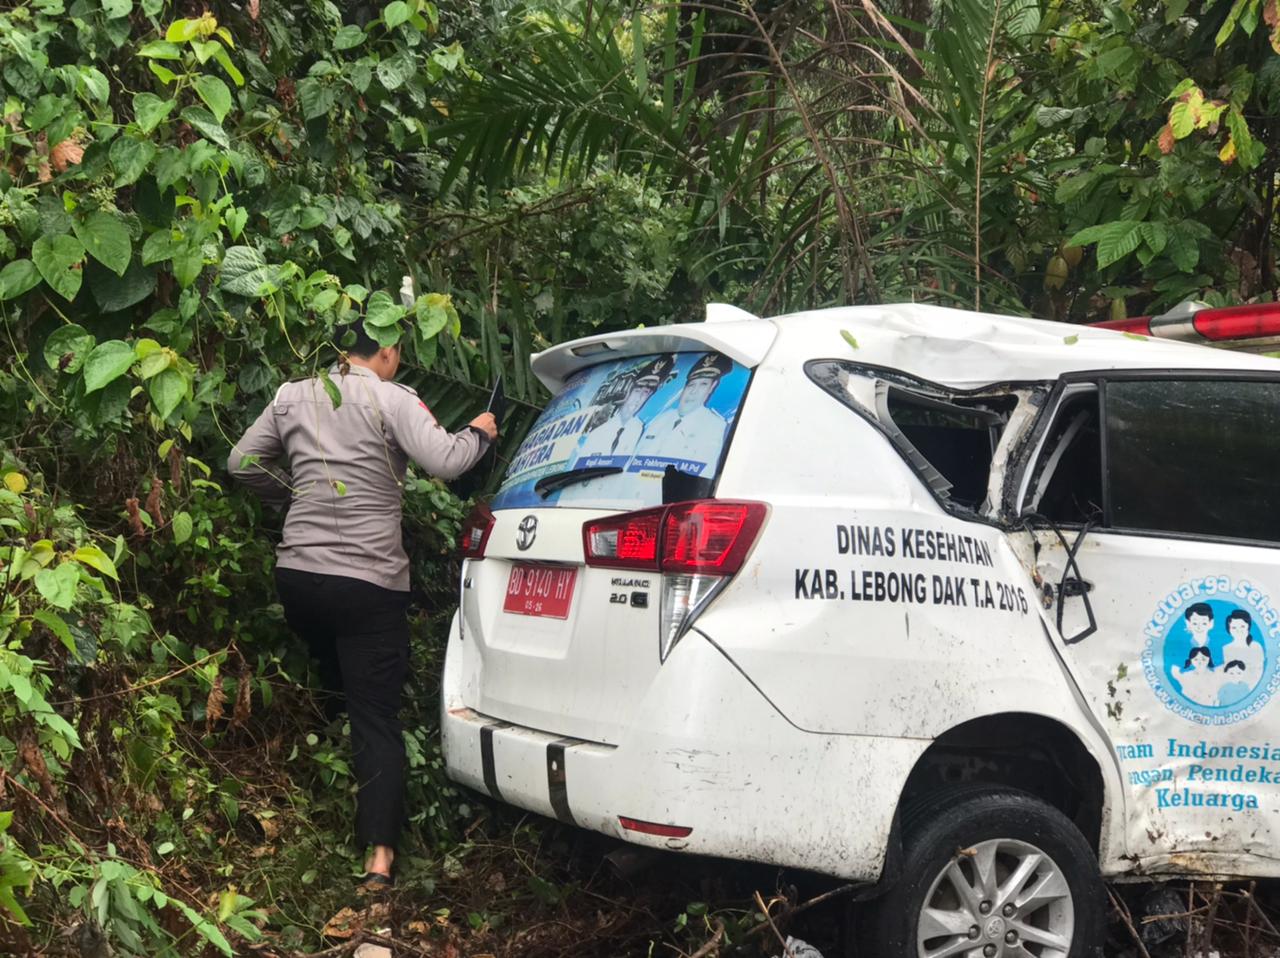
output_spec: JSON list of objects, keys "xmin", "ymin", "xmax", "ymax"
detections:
[{"xmin": 516, "ymin": 515, "xmax": 538, "ymax": 551}]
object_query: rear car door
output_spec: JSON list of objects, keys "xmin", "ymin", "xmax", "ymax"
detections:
[
  {"xmin": 456, "ymin": 348, "xmax": 756, "ymax": 745},
  {"xmin": 1013, "ymin": 372, "xmax": 1280, "ymax": 873}
]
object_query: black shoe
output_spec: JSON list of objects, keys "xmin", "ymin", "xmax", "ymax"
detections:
[{"xmin": 355, "ymin": 871, "xmax": 394, "ymax": 893}]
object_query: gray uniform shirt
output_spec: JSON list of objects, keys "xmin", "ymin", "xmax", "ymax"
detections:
[{"xmin": 227, "ymin": 364, "xmax": 487, "ymax": 592}]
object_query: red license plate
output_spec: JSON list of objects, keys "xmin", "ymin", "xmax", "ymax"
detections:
[{"xmin": 503, "ymin": 565, "xmax": 577, "ymax": 619}]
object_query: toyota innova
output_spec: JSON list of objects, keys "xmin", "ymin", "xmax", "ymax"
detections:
[{"xmin": 443, "ymin": 302, "xmax": 1280, "ymax": 957}]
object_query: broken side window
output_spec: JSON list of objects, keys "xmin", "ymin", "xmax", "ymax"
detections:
[
  {"xmin": 806, "ymin": 361, "xmax": 1016, "ymax": 512},
  {"xmin": 1023, "ymin": 385, "xmax": 1103, "ymax": 526}
]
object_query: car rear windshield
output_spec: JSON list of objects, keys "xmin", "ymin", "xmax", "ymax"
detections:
[{"xmin": 491, "ymin": 350, "xmax": 752, "ymax": 511}]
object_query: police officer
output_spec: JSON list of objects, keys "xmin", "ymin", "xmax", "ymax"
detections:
[
  {"xmin": 227, "ymin": 323, "xmax": 497, "ymax": 888},
  {"xmin": 634, "ymin": 352, "xmax": 732, "ymax": 471},
  {"xmin": 575, "ymin": 354, "xmax": 674, "ymax": 460}
]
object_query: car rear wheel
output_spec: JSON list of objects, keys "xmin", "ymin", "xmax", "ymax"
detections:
[{"xmin": 859, "ymin": 787, "xmax": 1104, "ymax": 958}]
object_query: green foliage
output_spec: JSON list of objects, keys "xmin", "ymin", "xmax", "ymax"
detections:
[
  {"xmin": 441, "ymin": 0, "xmax": 1280, "ymax": 320},
  {"xmin": 0, "ymin": 0, "xmax": 522, "ymax": 952}
]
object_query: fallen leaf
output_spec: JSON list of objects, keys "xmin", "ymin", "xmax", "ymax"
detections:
[{"xmin": 323, "ymin": 907, "xmax": 362, "ymax": 940}]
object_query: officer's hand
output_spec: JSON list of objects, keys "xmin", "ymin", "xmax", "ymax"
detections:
[{"xmin": 470, "ymin": 412, "xmax": 498, "ymax": 441}]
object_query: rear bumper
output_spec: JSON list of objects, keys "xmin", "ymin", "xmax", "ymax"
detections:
[{"xmin": 441, "ymin": 614, "xmax": 929, "ymax": 881}]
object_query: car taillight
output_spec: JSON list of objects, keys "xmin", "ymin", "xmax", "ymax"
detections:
[
  {"xmin": 583, "ymin": 501, "xmax": 767, "ymax": 573},
  {"xmin": 458, "ymin": 501, "xmax": 494, "ymax": 559},
  {"xmin": 584, "ymin": 501, "xmax": 768, "ymax": 661},
  {"xmin": 583, "ymin": 506, "xmax": 664, "ymax": 570},
  {"xmin": 661, "ymin": 501, "xmax": 768, "ymax": 574}
]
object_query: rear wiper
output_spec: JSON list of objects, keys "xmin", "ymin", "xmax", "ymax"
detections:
[{"xmin": 534, "ymin": 466, "xmax": 623, "ymax": 498}]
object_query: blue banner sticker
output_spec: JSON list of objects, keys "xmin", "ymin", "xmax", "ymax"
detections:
[{"xmin": 492, "ymin": 351, "xmax": 751, "ymax": 511}]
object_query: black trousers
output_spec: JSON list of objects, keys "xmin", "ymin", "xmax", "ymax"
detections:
[{"xmin": 275, "ymin": 568, "xmax": 410, "ymax": 850}]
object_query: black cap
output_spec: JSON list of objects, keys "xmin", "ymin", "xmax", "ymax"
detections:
[
  {"xmin": 686, "ymin": 352, "xmax": 732, "ymax": 382},
  {"xmin": 633, "ymin": 354, "xmax": 675, "ymax": 389}
]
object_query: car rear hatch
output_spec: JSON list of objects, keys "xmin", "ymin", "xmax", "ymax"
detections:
[{"xmin": 456, "ymin": 318, "xmax": 776, "ymax": 745}]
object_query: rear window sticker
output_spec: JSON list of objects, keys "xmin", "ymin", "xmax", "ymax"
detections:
[
  {"xmin": 492, "ymin": 351, "xmax": 751, "ymax": 511},
  {"xmin": 1142, "ymin": 579, "xmax": 1280, "ymax": 725}
]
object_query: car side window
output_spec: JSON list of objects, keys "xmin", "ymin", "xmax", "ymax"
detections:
[
  {"xmin": 1024, "ymin": 386, "xmax": 1102, "ymax": 525},
  {"xmin": 1105, "ymin": 379, "xmax": 1280, "ymax": 543},
  {"xmin": 806, "ymin": 360, "xmax": 1015, "ymax": 514}
]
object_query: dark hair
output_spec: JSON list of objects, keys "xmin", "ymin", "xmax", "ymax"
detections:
[
  {"xmin": 1185, "ymin": 602, "xmax": 1213, "ymax": 622},
  {"xmin": 1228, "ymin": 609, "xmax": 1253, "ymax": 628},
  {"xmin": 337, "ymin": 321, "xmax": 395, "ymax": 360},
  {"xmin": 1184, "ymin": 647, "xmax": 1214, "ymax": 669},
  {"xmin": 1225, "ymin": 659, "xmax": 1247, "ymax": 673}
]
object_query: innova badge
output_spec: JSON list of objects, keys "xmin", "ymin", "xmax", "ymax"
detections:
[
  {"xmin": 1141, "ymin": 576, "xmax": 1280, "ymax": 725},
  {"xmin": 516, "ymin": 515, "xmax": 537, "ymax": 551}
]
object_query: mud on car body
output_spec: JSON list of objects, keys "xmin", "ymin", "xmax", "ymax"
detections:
[{"xmin": 442, "ymin": 302, "xmax": 1280, "ymax": 958}]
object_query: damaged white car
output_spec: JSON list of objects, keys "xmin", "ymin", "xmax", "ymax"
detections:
[{"xmin": 443, "ymin": 301, "xmax": 1280, "ymax": 958}]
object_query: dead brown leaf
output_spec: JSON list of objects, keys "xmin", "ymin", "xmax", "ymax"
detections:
[
  {"xmin": 205, "ymin": 667, "xmax": 226, "ymax": 732},
  {"xmin": 231, "ymin": 668, "xmax": 252, "ymax": 727},
  {"xmin": 50, "ymin": 137, "xmax": 84, "ymax": 172}
]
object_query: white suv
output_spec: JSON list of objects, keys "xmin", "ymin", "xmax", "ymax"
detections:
[{"xmin": 442, "ymin": 302, "xmax": 1280, "ymax": 958}]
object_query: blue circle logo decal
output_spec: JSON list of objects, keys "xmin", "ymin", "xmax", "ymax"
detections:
[{"xmin": 1141, "ymin": 576, "xmax": 1280, "ymax": 726}]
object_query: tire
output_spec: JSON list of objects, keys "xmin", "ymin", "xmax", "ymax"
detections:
[{"xmin": 858, "ymin": 786, "xmax": 1105, "ymax": 958}]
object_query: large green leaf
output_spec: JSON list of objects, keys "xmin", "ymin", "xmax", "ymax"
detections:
[
  {"xmin": 365, "ymin": 290, "xmax": 406, "ymax": 327},
  {"xmin": 72, "ymin": 545, "xmax": 118, "ymax": 580},
  {"xmin": 180, "ymin": 106, "xmax": 229, "ymax": 147},
  {"xmin": 219, "ymin": 246, "xmax": 277, "ymax": 297},
  {"xmin": 83, "ymin": 340, "xmax": 136, "ymax": 393},
  {"xmin": 1166, "ymin": 227, "xmax": 1201, "ymax": 272},
  {"xmin": 148, "ymin": 368, "xmax": 186, "ymax": 419},
  {"xmin": 88, "ymin": 261, "xmax": 157, "ymax": 313},
  {"xmin": 141, "ymin": 229, "xmax": 182, "ymax": 265},
  {"xmin": 109, "ymin": 135, "xmax": 156, "ymax": 186},
  {"xmin": 297, "ymin": 78, "xmax": 337, "ymax": 120},
  {"xmin": 383, "ymin": 0, "xmax": 410, "ymax": 28},
  {"xmin": 0, "ymin": 260, "xmax": 41, "ymax": 301},
  {"xmin": 334, "ymin": 24, "xmax": 366, "ymax": 50},
  {"xmin": 194, "ymin": 74, "xmax": 233, "ymax": 123},
  {"xmin": 172, "ymin": 241, "xmax": 205, "ymax": 288},
  {"xmin": 34, "ymin": 561, "xmax": 80, "ymax": 610},
  {"xmin": 133, "ymin": 92, "xmax": 175, "ymax": 133},
  {"xmin": 73, "ymin": 211, "xmax": 132, "ymax": 276},
  {"xmin": 31, "ymin": 234, "xmax": 86, "ymax": 301},
  {"xmin": 43, "ymin": 324, "xmax": 96, "ymax": 374},
  {"xmin": 1095, "ymin": 221, "xmax": 1143, "ymax": 268},
  {"xmin": 375, "ymin": 52, "xmax": 416, "ymax": 91}
]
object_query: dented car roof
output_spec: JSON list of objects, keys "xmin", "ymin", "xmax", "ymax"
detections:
[{"xmin": 532, "ymin": 302, "xmax": 1280, "ymax": 392}]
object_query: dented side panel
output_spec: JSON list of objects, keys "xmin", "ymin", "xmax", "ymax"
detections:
[
  {"xmin": 710, "ymin": 338, "xmax": 1131, "ymax": 870},
  {"xmin": 1016, "ymin": 530, "xmax": 1280, "ymax": 877}
]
